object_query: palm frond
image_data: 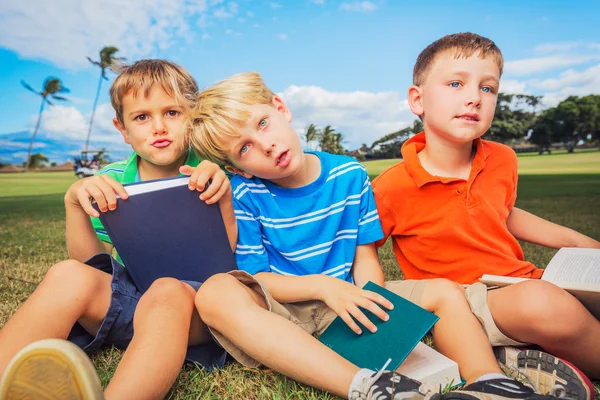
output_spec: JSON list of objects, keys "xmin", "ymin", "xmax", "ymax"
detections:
[
  {"xmin": 45, "ymin": 98, "xmax": 54, "ymax": 107},
  {"xmin": 20, "ymin": 80, "xmax": 38, "ymax": 94},
  {"xmin": 87, "ymin": 57, "xmax": 102, "ymax": 67},
  {"xmin": 51, "ymin": 95, "xmax": 68, "ymax": 101}
]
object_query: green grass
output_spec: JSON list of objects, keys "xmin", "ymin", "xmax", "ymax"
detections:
[{"xmin": 1, "ymin": 152, "xmax": 599, "ymax": 399}]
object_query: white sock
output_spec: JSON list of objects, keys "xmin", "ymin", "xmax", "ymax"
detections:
[
  {"xmin": 348, "ymin": 368, "xmax": 376, "ymax": 399},
  {"xmin": 475, "ymin": 372, "xmax": 508, "ymax": 382}
]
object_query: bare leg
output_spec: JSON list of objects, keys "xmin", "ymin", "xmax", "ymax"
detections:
[
  {"xmin": 419, "ymin": 279, "xmax": 503, "ymax": 384},
  {"xmin": 0, "ymin": 260, "xmax": 112, "ymax": 376},
  {"xmin": 488, "ymin": 280, "xmax": 600, "ymax": 378},
  {"xmin": 195, "ymin": 274, "xmax": 360, "ymax": 398},
  {"xmin": 104, "ymin": 278, "xmax": 211, "ymax": 400}
]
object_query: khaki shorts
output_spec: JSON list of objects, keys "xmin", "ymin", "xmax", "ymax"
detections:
[{"xmin": 208, "ymin": 272, "xmax": 523, "ymax": 368}]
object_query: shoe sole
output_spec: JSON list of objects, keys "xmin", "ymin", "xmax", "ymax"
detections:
[
  {"xmin": 0, "ymin": 339, "xmax": 103, "ymax": 400},
  {"xmin": 494, "ymin": 348, "xmax": 592, "ymax": 400}
]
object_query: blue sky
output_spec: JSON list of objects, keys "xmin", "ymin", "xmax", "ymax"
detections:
[{"xmin": 1, "ymin": 0, "xmax": 600, "ymax": 164}]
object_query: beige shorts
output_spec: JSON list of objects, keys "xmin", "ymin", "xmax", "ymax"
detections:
[{"xmin": 208, "ymin": 272, "xmax": 522, "ymax": 368}]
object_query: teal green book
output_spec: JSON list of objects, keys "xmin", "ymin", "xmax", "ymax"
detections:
[{"xmin": 318, "ymin": 281, "xmax": 439, "ymax": 371}]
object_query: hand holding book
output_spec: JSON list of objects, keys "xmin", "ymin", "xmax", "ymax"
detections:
[{"xmin": 318, "ymin": 276, "xmax": 393, "ymax": 335}]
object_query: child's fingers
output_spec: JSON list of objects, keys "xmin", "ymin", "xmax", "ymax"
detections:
[
  {"xmin": 203, "ymin": 182, "xmax": 231, "ymax": 204},
  {"xmin": 94, "ymin": 179, "xmax": 119, "ymax": 211},
  {"xmin": 363, "ymin": 290, "xmax": 394, "ymax": 311},
  {"xmin": 349, "ymin": 306, "xmax": 378, "ymax": 334},
  {"xmin": 358, "ymin": 297, "xmax": 389, "ymax": 322},
  {"xmin": 82, "ymin": 185, "xmax": 108, "ymax": 212},
  {"xmin": 102, "ymin": 176, "xmax": 128, "ymax": 200},
  {"xmin": 179, "ymin": 165, "xmax": 194, "ymax": 175},
  {"xmin": 77, "ymin": 188, "xmax": 102, "ymax": 217},
  {"xmin": 189, "ymin": 168, "xmax": 213, "ymax": 192},
  {"xmin": 339, "ymin": 311, "xmax": 363, "ymax": 335}
]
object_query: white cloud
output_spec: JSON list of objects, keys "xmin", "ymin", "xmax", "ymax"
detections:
[
  {"xmin": 340, "ymin": 1, "xmax": 377, "ymax": 13},
  {"xmin": 531, "ymin": 64, "xmax": 600, "ymax": 107},
  {"xmin": 0, "ymin": 0, "xmax": 211, "ymax": 69},
  {"xmin": 269, "ymin": 2, "xmax": 282, "ymax": 8},
  {"xmin": 278, "ymin": 85, "xmax": 414, "ymax": 149},
  {"xmin": 30, "ymin": 103, "xmax": 123, "ymax": 145},
  {"xmin": 0, "ymin": 140, "xmax": 46, "ymax": 150},
  {"xmin": 504, "ymin": 55, "xmax": 600, "ymax": 76},
  {"xmin": 275, "ymin": 33, "xmax": 288, "ymax": 41},
  {"xmin": 213, "ymin": 1, "xmax": 238, "ymax": 18},
  {"xmin": 500, "ymin": 79, "xmax": 527, "ymax": 94}
]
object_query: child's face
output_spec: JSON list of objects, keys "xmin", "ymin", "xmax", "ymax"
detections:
[
  {"xmin": 410, "ymin": 51, "xmax": 500, "ymax": 144},
  {"xmin": 113, "ymin": 84, "xmax": 188, "ymax": 172},
  {"xmin": 224, "ymin": 96, "xmax": 305, "ymax": 185}
]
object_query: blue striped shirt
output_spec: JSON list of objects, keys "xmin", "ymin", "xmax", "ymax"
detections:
[{"xmin": 232, "ymin": 151, "xmax": 383, "ymax": 283}]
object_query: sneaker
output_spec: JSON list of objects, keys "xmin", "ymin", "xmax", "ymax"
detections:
[
  {"xmin": 0, "ymin": 339, "xmax": 104, "ymax": 400},
  {"xmin": 441, "ymin": 378, "xmax": 566, "ymax": 399},
  {"xmin": 350, "ymin": 369, "xmax": 442, "ymax": 400},
  {"xmin": 494, "ymin": 347, "xmax": 592, "ymax": 400}
]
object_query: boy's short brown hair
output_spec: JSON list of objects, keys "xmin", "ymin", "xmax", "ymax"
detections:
[
  {"xmin": 110, "ymin": 59, "xmax": 199, "ymax": 124},
  {"xmin": 413, "ymin": 32, "xmax": 503, "ymax": 86},
  {"xmin": 188, "ymin": 72, "xmax": 275, "ymax": 166}
]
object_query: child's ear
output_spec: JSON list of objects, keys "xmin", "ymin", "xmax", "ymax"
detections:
[
  {"xmin": 113, "ymin": 118, "xmax": 131, "ymax": 144},
  {"xmin": 225, "ymin": 165, "xmax": 254, "ymax": 179},
  {"xmin": 407, "ymin": 85, "xmax": 424, "ymax": 118},
  {"xmin": 271, "ymin": 95, "xmax": 292, "ymax": 123}
]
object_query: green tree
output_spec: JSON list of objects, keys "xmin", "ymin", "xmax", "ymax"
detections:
[
  {"xmin": 555, "ymin": 99, "xmax": 581, "ymax": 152},
  {"xmin": 319, "ymin": 125, "xmax": 346, "ymax": 154},
  {"xmin": 22, "ymin": 153, "xmax": 49, "ymax": 169},
  {"xmin": 21, "ymin": 77, "xmax": 70, "ymax": 171},
  {"xmin": 85, "ymin": 46, "xmax": 125, "ymax": 152},
  {"xmin": 529, "ymin": 108, "xmax": 556, "ymax": 154},
  {"xmin": 304, "ymin": 123, "xmax": 320, "ymax": 151},
  {"xmin": 487, "ymin": 93, "xmax": 540, "ymax": 143}
]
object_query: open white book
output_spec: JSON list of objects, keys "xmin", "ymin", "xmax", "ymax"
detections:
[
  {"xmin": 480, "ymin": 248, "xmax": 600, "ymax": 319},
  {"xmin": 396, "ymin": 342, "xmax": 462, "ymax": 390}
]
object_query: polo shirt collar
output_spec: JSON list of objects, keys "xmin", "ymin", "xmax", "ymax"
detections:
[
  {"xmin": 401, "ymin": 131, "xmax": 490, "ymax": 187},
  {"xmin": 121, "ymin": 148, "xmax": 201, "ymax": 184}
]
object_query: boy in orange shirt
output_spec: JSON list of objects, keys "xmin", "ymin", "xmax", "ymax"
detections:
[{"xmin": 372, "ymin": 32, "xmax": 600, "ymax": 400}]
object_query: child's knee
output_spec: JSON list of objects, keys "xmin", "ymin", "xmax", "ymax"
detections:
[
  {"xmin": 44, "ymin": 260, "xmax": 107, "ymax": 297},
  {"xmin": 140, "ymin": 278, "xmax": 195, "ymax": 313},
  {"xmin": 421, "ymin": 278, "xmax": 466, "ymax": 312},
  {"xmin": 195, "ymin": 274, "xmax": 250, "ymax": 322},
  {"xmin": 514, "ymin": 280, "xmax": 587, "ymax": 339}
]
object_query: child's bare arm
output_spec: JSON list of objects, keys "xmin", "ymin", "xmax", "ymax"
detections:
[
  {"xmin": 255, "ymin": 272, "xmax": 393, "ymax": 335},
  {"xmin": 64, "ymin": 176, "xmax": 128, "ymax": 261},
  {"xmin": 180, "ymin": 162, "xmax": 237, "ymax": 251},
  {"xmin": 507, "ymin": 207, "xmax": 600, "ymax": 248},
  {"xmin": 352, "ymin": 243, "xmax": 385, "ymax": 288}
]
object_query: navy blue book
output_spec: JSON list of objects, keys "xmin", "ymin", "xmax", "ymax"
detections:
[{"xmin": 93, "ymin": 176, "xmax": 237, "ymax": 293}]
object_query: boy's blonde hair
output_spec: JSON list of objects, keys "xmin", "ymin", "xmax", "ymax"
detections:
[
  {"xmin": 189, "ymin": 72, "xmax": 275, "ymax": 166},
  {"xmin": 110, "ymin": 59, "xmax": 199, "ymax": 124},
  {"xmin": 413, "ymin": 32, "xmax": 503, "ymax": 86}
]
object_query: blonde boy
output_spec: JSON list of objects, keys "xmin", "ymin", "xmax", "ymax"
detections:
[
  {"xmin": 186, "ymin": 72, "xmax": 564, "ymax": 400},
  {"xmin": 372, "ymin": 32, "xmax": 600, "ymax": 400},
  {"xmin": 0, "ymin": 60, "xmax": 235, "ymax": 400}
]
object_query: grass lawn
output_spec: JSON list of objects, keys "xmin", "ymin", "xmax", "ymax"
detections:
[{"xmin": 1, "ymin": 152, "xmax": 599, "ymax": 399}]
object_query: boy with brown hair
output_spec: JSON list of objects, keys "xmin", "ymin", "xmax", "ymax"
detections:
[
  {"xmin": 185, "ymin": 71, "xmax": 563, "ymax": 400},
  {"xmin": 372, "ymin": 32, "xmax": 600, "ymax": 400},
  {"xmin": 0, "ymin": 59, "xmax": 235, "ymax": 400}
]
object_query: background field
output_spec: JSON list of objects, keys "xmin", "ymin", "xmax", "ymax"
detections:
[{"xmin": 1, "ymin": 151, "xmax": 599, "ymax": 399}]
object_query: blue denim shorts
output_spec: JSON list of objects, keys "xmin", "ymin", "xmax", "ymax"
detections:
[{"xmin": 67, "ymin": 253, "xmax": 228, "ymax": 370}]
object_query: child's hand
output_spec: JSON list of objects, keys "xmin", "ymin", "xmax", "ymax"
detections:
[
  {"xmin": 65, "ymin": 176, "xmax": 128, "ymax": 218},
  {"xmin": 180, "ymin": 162, "xmax": 231, "ymax": 205},
  {"xmin": 319, "ymin": 277, "xmax": 393, "ymax": 335}
]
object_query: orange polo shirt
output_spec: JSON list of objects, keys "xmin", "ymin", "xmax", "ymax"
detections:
[{"xmin": 372, "ymin": 132, "xmax": 543, "ymax": 284}]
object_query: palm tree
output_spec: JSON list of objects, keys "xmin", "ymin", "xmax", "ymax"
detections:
[
  {"xmin": 304, "ymin": 123, "xmax": 320, "ymax": 151},
  {"xmin": 319, "ymin": 125, "xmax": 336, "ymax": 153},
  {"xmin": 21, "ymin": 77, "xmax": 70, "ymax": 171},
  {"xmin": 85, "ymin": 46, "xmax": 125, "ymax": 152}
]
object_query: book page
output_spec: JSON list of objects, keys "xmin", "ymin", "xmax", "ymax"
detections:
[
  {"xmin": 543, "ymin": 248, "xmax": 600, "ymax": 286},
  {"xmin": 124, "ymin": 177, "xmax": 190, "ymax": 196},
  {"xmin": 396, "ymin": 342, "xmax": 460, "ymax": 388}
]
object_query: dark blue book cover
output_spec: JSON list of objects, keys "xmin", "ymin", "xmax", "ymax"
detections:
[
  {"xmin": 318, "ymin": 281, "xmax": 438, "ymax": 371},
  {"xmin": 93, "ymin": 176, "xmax": 237, "ymax": 293}
]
